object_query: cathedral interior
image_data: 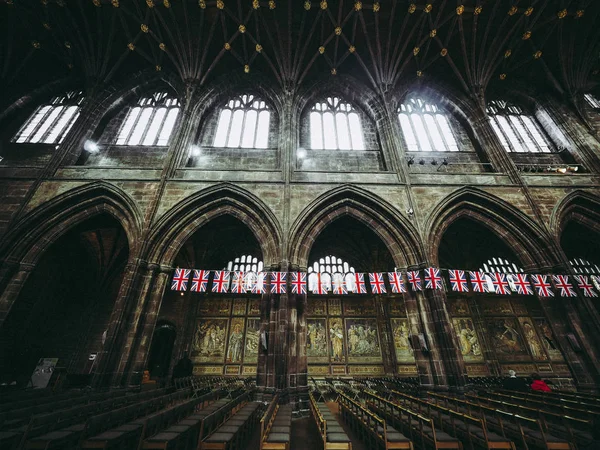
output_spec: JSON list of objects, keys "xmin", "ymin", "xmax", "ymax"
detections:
[{"xmin": 1, "ymin": 0, "xmax": 600, "ymax": 449}]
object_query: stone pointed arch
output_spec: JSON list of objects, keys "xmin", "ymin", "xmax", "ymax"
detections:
[
  {"xmin": 0, "ymin": 181, "xmax": 142, "ymax": 266},
  {"xmin": 551, "ymin": 190, "xmax": 600, "ymax": 240},
  {"xmin": 288, "ymin": 185, "xmax": 423, "ymax": 268},
  {"xmin": 146, "ymin": 183, "xmax": 282, "ymax": 267},
  {"xmin": 425, "ymin": 187, "xmax": 559, "ymax": 270}
]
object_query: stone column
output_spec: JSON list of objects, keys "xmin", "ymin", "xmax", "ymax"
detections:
[
  {"xmin": 287, "ymin": 264, "xmax": 308, "ymax": 410},
  {"xmin": 403, "ymin": 291, "xmax": 436, "ymax": 386},
  {"xmin": 375, "ymin": 296, "xmax": 395, "ymax": 374}
]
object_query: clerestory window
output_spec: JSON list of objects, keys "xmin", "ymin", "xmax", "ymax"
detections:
[
  {"xmin": 308, "ymin": 255, "xmax": 356, "ymax": 293},
  {"xmin": 115, "ymin": 92, "xmax": 180, "ymax": 146},
  {"xmin": 213, "ymin": 95, "xmax": 271, "ymax": 149},
  {"xmin": 309, "ymin": 97, "xmax": 365, "ymax": 150},
  {"xmin": 480, "ymin": 257, "xmax": 524, "ymax": 293},
  {"xmin": 13, "ymin": 91, "xmax": 84, "ymax": 144},
  {"xmin": 584, "ymin": 93, "xmax": 600, "ymax": 110},
  {"xmin": 487, "ymin": 100, "xmax": 552, "ymax": 153},
  {"xmin": 398, "ymin": 98, "xmax": 458, "ymax": 152}
]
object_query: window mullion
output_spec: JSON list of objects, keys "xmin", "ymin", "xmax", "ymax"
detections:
[
  {"xmin": 510, "ymin": 115, "xmax": 530, "ymax": 153},
  {"xmin": 253, "ymin": 107, "xmax": 260, "ymax": 148},
  {"xmin": 153, "ymin": 108, "xmax": 169, "ymax": 146},
  {"xmin": 238, "ymin": 109, "xmax": 248, "ymax": 148},
  {"xmin": 124, "ymin": 107, "xmax": 140, "ymax": 144},
  {"xmin": 225, "ymin": 108, "xmax": 235, "ymax": 147},
  {"xmin": 43, "ymin": 106, "xmax": 69, "ymax": 143},
  {"xmin": 139, "ymin": 109, "xmax": 156, "ymax": 145},
  {"xmin": 436, "ymin": 117, "xmax": 452, "ymax": 151},
  {"xmin": 319, "ymin": 113, "xmax": 325, "ymax": 149},
  {"xmin": 408, "ymin": 114, "xmax": 421, "ymax": 151},
  {"xmin": 492, "ymin": 116, "xmax": 514, "ymax": 152},
  {"xmin": 345, "ymin": 112, "xmax": 353, "ymax": 150},
  {"xmin": 518, "ymin": 115, "xmax": 538, "ymax": 153},
  {"xmin": 332, "ymin": 110, "xmax": 339, "ymax": 150},
  {"xmin": 27, "ymin": 106, "xmax": 55, "ymax": 143},
  {"xmin": 422, "ymin": 113, "xmax": 438, "ymax": 151}
]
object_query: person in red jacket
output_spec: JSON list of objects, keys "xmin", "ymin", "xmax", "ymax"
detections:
[{"xmin": 530, "ymin": 373, "xmax": 551, "ymax": 392}]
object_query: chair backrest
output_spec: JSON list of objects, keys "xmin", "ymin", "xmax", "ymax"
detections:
[{"xmin": 260, "ymin": 394, "xmax": 280, "ymax": 442}]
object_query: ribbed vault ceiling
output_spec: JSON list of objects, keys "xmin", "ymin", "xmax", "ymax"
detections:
[{"xmin": 1, "ymin": 0, "xmax": 599, "ymax": 106}]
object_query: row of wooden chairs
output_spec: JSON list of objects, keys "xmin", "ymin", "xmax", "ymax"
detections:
[
  {"xmin": 338, "ymin": 390, "xmax": 412, "ymax": 450},
  {"xmin": 200, "ymin": 395, "xmax": 261, "ymax": 449},
  {"xmin": 308, "ymin": 391, "xmax": 351, "ymax": 450},
  {"xmin": 260, "ymin": 394, "xmax": 292, "ymax": 450},
  {"xmin": 496, "ymin": 388, "xmax": 600, "ymax": 409}
]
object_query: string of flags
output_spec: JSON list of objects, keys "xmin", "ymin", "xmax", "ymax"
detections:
[{"xmin": 170, "ymin": 267, "xmax": 600, "ymax": 298}]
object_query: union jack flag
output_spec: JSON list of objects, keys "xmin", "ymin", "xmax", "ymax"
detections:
[
  {"xmin": 252, "ymin": 272, "xmax": 267, "ymax": 294},
  {"xmin": 353, "ymin": 273, "xmax": 367, "ymax": 294},
  {"xmin": 270, "ymin": 272, "xmax": 287, "ymax": 294},
  {"xmin": 388, "ymin": 272, "xmax": 407, "ymax": 293},
  {"xmin": 212, "ymin": 270, "xmax": 230, "ymax": 293},
  {"xmin": 553, "ymin": 275, "xmax": 576, "ymax": 297},
  {"xmin": 171, "ymin": 268, "xmax": 190, "ymax": 291},
  {"xmin": 312, "ymin": 273, "xmax": 329, "ymax": 295},
  {"xmin": 531, "ymin": 274, "xmax": 553, "ymax": 297},
  {"xmin": 424, "ymin": 267, "xmax": 443, "ymax": 290},
  {"xmin": 469, "ymin": 271, "xmax": 489, "ymax": 293},
  {"xmin": 369, "ymin": 273, "xmax": 386, "ymax": 294},
  {"xmin": 291, "ymin": 272, "xmax": 307, "ymax": 294},
  {"xmin": 448, "ymin": 270, "xmax": 468, "ymax": 292},
  {"xmin": 512, "ymin": 273, "xmax": 533, "ymax": 295},
  {"xmin": 407, "ymin": 271, "xmax": 422, "ymax": 291},
  {"xmin": 490, "ymin": 273, "xmax": 510, "ymax": 295},
  {"xmin": 332, "ymin": 274, "xmax": 347, "ymax": 295},
  {"xmin": 190, "ymin": 269, "xmax": 209, "ymax": 292},
  {"xmin": 231, "ymin": 271, "xmax": 246, "ymax": 294},
  {"xmin": 575, "ymin": 275, "xmax": 597, "ymax": 297}
]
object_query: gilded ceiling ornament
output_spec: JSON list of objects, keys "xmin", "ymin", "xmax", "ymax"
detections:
[
  {"xmin": 43, "ymin": 23, "xmax": 51, "ymax": 30},
  {"xmin": 269, "ymin": 0, "xmax": 275, "ymax": 9},
  {"xmin": 354, "ymin": 2, "xmax": 362, "ymax": 12},
  {"xmin": 508, "ymin": 6, "xmax": 517, "ymax": 16},
  {"xmin": 522, "ymin": 31, "xmax": 531, "ymax": 40},
  {"xmin": 163, "ymin": 0, "xmax": 170, "ymax": 8},
  {"xmin": 349, "ymin": 45, "xmax": 355, "ymax": 53},
  {"xmin": 93, "ymin": 0, "xmax": 101, "ymax": 6},
  {"xmin": 533, "ymin": 50, "xmax": 542, "ymax": 59},
  {"xmin": 373, "ymin": 2, "xmax": 380, "ymax": 12},
  {"xmin": 41, "ymin": 0, "xmax": 48, "ymax": 5},
  {"xmin": 416, "ymin": 70, "xmax": 423, "ymax": 77},
  {"xmin": 429, "ymin": 29, "xmax": 436, "ymax": 38},
  {"xmin": 424, "ymin": 4, "xmax": 432, "ymax": 13},
  {"xmin": 474, "ymin": 5, "xmax": 482, "ymax": 15},
  {"xmin": 256, "ymin": 44, "xmax": 262, "ymax": 53},
  {"xmin": 335, "ymin": 27, "xmax": 342, "ymax": 36},
  {"xmin": 244, "ymin": 65, "xmax": 250, "ymax": 73},
  {"xmin": 319, "ymin": 46, "xmax": 325, "ymax": 54},
  {"xmin": 320, "ymin": 1, "xmax": 327, "ymax": 10},
  {"xmin": 199, "ymin": 0, "xmax": 206, "ymax": 8},
  {"xmin": 499, "ymin": 73, "xmax": 507, "ymax": 80},
  {"xmin": 440, "ymin": 48, "xmax": 447, "ymax": 57},
  {"xmin": 111, "ymin": 0, "xmax": 119, "ymax": 7},
  {"xmin": 456, "ymin": 5, "xmax": 464, "ymax": 16},
  {"xmin": 147, "ymin": 0, "xmax": 154, "ymax": 7},
  {"xmin": 64, "ymin": 41, "xmax": 71, "ymax": 48},
  {"xmin": 224, "ymin": 42, "xmax": 231, "ymax": 50},
  {"xmin": 304, "ymin": 1, "xmax": 310, "ymax": 10},
  {"xmin": 32, "ymin": 41, "xmax": 40, "ymax": 49},
  {"xmin": 408, "ymin": 4, "xmax": 416, "ymax": 14},
  {"xmin": 6, "ymin": 0, "xmax": 13, "ymax": 5},
  {"xmin": 156, "ymin": 65, "xmax": 162, "ymax": 71},
  {"xmin": 217, "ymin": 0, "xmax": 224, "ymax": 10},
  {"xmin": 524, "ymin": 7, "xmax": 533, "ymax": 16},
  {"xmin": 413, "ymin": 47, "xmax": 420, "ymax": 56},
  {"xmin": 504, "ymin": 49, "xmax": 511, "ymax": 58},
  {"xmin": 128, "ymin": 43, "xmax": 135, "ymax": 51},
  {"xmin": 557, "ymin": 9, "xmax": 567, "ymax": 19},
  {"xmin": 159, "ymin": 42, "xmax": 166, "ymax": 51},
  {"xmin": 253, "ymin": 0, "xmax": 259, "ymax": 9},
  {"xmin": 141, "ymin": 24, "xmax": 149, "ymax": 33},
  {"xmin": 331, "ymin": 68, "xmax": 337, "ymax": 75},
  {"xmin": 576, "ymin": 10, "xmax": 584, "ymax": 18},
  {"xmin": 239, "ymin": 24, "xmax": 246, "ymax": 33}
]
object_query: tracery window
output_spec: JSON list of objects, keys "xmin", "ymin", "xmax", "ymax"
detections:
[
  {"xmin": 212, "ymin": 95, "xmax": 271, "ymax": 149},
  {"xmin": 225, "ymin": 255, "xmax": 264, "ymax": 292},
  {"xmin": 486, "ymin": 100, "xmax": 552, "ymax": 153},
  {"xmin": 584, "ymin": 93, "xmax": 600, "ymax": 109},
  {"xmin": 308, "ymin": 255, "xmax": 356, "ymax": 292},
  {"xmin": 398, "ymin": 98, "xmax": 459, "ymax": 152},
  {"xmin": 13, "ymin": 91, "xmax": 84, "ymax": 144},
  {"xmin": 480, "ymin": 257, "xmax": 524, "ymax": 292},
  {"xmin": 115, "ymin": 92, "xmax": 180, "ymax": 146},
  {"xmin": 309, "ymin": 97, "xmax": 365, "ymax": 150}
]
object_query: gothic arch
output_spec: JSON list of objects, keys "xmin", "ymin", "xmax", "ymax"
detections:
[
  {"xmin": 288, "ymin": 185, "xmax": 423, "ymax": 268},
  {"xmin": 146, "ymin": 183, "xmax": 282, "ymax": 267},
  {"xmin": 551, "ymin": 190, "xmax": 600, "ymax": 239},
  {"xmin": 426, "ymin": 187, "xmax": 558, "ymax": 270},
  {"xmin": 0, "ymin": 181, "xmax": 142, "ymax": 267}
]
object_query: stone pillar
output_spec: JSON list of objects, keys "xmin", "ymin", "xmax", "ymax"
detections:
[
  {"xmin": 403, "ymin": 291, "xmax": 436, "ymax": 386},
  {"xmin": 375, "ymin": 296, "xmax": 395, "ymax": 374},
  {"xmin": 286, "ymin": 263, "xmax": 308, "ymax": 410}
]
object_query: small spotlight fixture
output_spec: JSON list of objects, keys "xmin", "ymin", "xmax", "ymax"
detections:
[
  {"xmin": 297, "ymin": 147, "xmax": 307, "ymax": 159},
  {"xmin": 84, "ymin": 140, "xmax": 99, "ymax": 152},
  {"xmin": 407, "ymin": 156, "xmax": 414, "ymax": 166}
]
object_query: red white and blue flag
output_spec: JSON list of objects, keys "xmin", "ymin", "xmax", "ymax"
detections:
[
  {"xmin": 270, "ymin": 272, "xmax": 287, "ymax": 294},
  {"xmin": 212, "ymin": 270, "xmax": 230, "ymax": 293},
  {"xmin": 424, "ymin": 267, "xmax": 443, "ymax": 290},
  {"xmin": 252, "ymin": 272, "xmax": 267, "ymax": 294},
  {"xmin": 469, "ymin": 271, "xmax": 489, "ymax": 293},
  {"xmin": 172, "ymin": 268, "xmax": 190, "ymax": 291},
  {"xmin": 369, "ymin": 273, "xmax": 386, "ymax": 294},
  {"xmin": 388, "ymin": 272, "xmax": 407, "ymax": 293},
  {"xmin": 231, "ymin": 272, "xmax": 246, "ymax": 294},
  {"xmin": 531, "ymin": 274, "xmax": 553, "ymax": 297},
  {"xmin": 291, "ymin": 272, "xmax": 307, "ymax": 294},
  {"xmin": 448, "ymin": 270, "xmax": 468, "ymax": 292},
  {"xmin": 575, "ymin": 275, "xmax": 597, "ymax": 297},
  {"xmin": 190, "ymin": 269, "xmax": 209, "ymax": 292},
  {"xmin": 353, "ymin": 273, "xmax": 367, "ymax": 294},
  {"xmin": 490, "ymin": 273, "xmax": 510, "ymax": 295},
  {"xmin": 553, "ymin": 275, "xmax": 576, "ymax": 297},
  {"xmin": 312, "ymin": 273, "xmax": 329, "ymax": 295},
  {"xmin": 407, "ymin": 271, "xmax": 422, "ymax": 291},
  {"xmin": 332, "ymin": 274, "xmax": 347, "ymax": 295},
  {"xmin": 512, "ymin": 273, "xmax": 533, "ymax": 295}
]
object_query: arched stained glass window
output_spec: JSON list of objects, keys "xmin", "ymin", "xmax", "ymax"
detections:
[
  {"xmin": 225, "ymin": 255, "xmax": 264, "ymax": 273},
  {"xmin": 212, "ymin": 95, "xmax": 271, "ymax": 149},
  {"xmin": 480, "ymin": 257, "xmax": 525, "ymax": 292},
  {"xmin": 13, "ymin": 91, "xmax": 84, "ymax": 144},
  {"xmin": 115, "ymin": 92, "xmax": 180, "ymax": 146},
  {"xmin": 308, "ymin": 255, "xmax": 355, "ymax": 292},
  {"xmin": 486, "ymin": 100, "xmax": 553, "ymax": 153},
  {"xmin": 398, "ymin": 98, "xmax": 459, "ymax": 152},
  {"xmin": 584, "ymin": 94, "xmax": 600, "ymax": 109},
  {"xmin": 309, "ymin": 97, "xmax": 365, "ymax": 150}
]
